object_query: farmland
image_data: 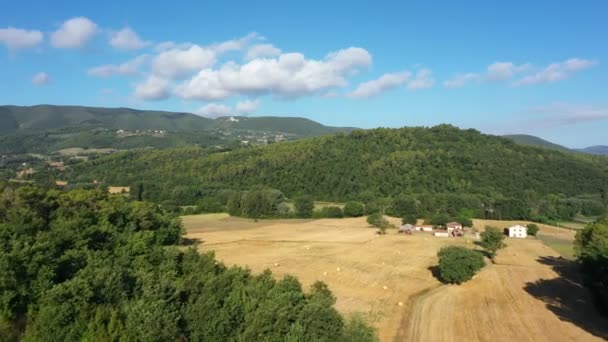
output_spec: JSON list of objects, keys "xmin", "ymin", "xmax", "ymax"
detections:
[{"xmin": 183, "ymin": 215, "xmax": 608, "ymax": 342}]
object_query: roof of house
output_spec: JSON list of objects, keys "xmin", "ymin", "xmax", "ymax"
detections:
[{"xmin": 508, "ymin": 225, "xmax": 527, "ymax": 229}]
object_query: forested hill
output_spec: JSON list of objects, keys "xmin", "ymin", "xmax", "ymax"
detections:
[
  {"xmin": 68, "ymin": 125, "xmax": 608, "ymax": 203},
  {"xmin": 503, "ymin": 134, "xmax": 572, "ymax": 153},
  {"xmin": 0, "ymin": 105, "xmax": 352, "ymax": 136}
]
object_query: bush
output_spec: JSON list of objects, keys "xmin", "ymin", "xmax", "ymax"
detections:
[
  {"xmin": 294, "ymin": 195, "xmax": 314, "ymax": 218},
  {"xmin": 320, "ymin": 206, "xmax": 344, "ymax": 218},
  {"xmin": 343, "ymin": 201, "xmax": 365, "ymax": 217},
  {"xmin": 402, "ymin": 215, "xmax": 417, "ymax": 225},
  {"xmin": 437, "ymin": 246, "xmax": 485, "ymax": 284},
  {"xmin": 480, "ymin": 226, "xmax": 506, "ymax": 260},
  {"xmin": 365, "ymin": 202, "xmax": 380, "ymax": 215},
  {"xmin": 526, "ymin": 223, "xmax": 539, "ymax": 236}
]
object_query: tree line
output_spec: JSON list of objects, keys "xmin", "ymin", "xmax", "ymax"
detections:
[{"xmin": 0, "ymin": 185, "xmax": 376, "ymax": 341}]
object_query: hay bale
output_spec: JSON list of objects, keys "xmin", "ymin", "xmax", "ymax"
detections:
[
  {"xmin": 323, "ymin": 271, "xmax": 328, "ymax": 276},
  {"xmin": 383, "ymin": 285, "xmax": 388, "ymax": 290},
  {"xmin": 398, "ymin": 302, "xmax": 404, "ymax": 306},
  {"xmin": 274, "ymin": 263, "xmax": 280, "ymax": 267},
  {"xmin": 336, "ymin": 267, "xmax": 341, "ymax": 272}
]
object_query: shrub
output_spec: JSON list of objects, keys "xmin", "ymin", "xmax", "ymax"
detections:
[
  {"xmin": 402, "ymin": 215, "xmax": 417, "ymax": 225},
  {"xmin": 321, "ymin": 206, "xmax": 344, "ymax": 218},
  {"xmin": 437, "ymin": 246, "xmax": 485, "ymax": 284},
  {"xmin": 294, "ymin": 195, "xmax": 314, "ymax": 218},
  {"xmin": 526, "ymin": 223, "xmax": 539, "ymax": 236},
  {"xmin": 480, "ymin": 226, "xmax": 506, "ymax": 260},
  {"xmin": 343, "ymin": 201, "xmax": 365, "ymax": 217}
]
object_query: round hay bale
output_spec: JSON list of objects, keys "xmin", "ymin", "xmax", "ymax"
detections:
[
  {"xmin": 323, "ymin": 271, "xmax": 328, "ymax": 276},
  {"xmin": 398, "ymin": 302, "xmax": 404, "ymax": 306},
  {"xmin": 274, "ymin": 263, "xmax": 280, "ymax": 267},
  {"xmin": 383, "ymin": 285, "xmax": 388, "ymax": 290},
  {"xmin": 336, "ymin": 267, "xmax": 341, "ymax": 272}
]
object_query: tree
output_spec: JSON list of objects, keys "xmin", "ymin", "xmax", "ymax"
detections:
[
  {"xmin": 526, "ymin": 223, "xmax": 539, "ymax": 236},
  {"xmin": 437, "ymin": 246, "xmax": 485, "ymax": 284},
  {"xmin": 402, "ymin": 215, "xmax": 417, "ymax": 225},
  {"xmin": 574, "ymin": 219, "xmax": 608, "ymax": 312},
  {"xmin": 294, "ymin": 196, "xmax": 314, "ymax": 218},
  {"xmin": 480, "ymin": 226, "xmax": 506, "ymax": 260},
  {"xmin": 367, "ymin": 213, "xmax": 390, "ymax": 234},
  {"xmin": 343, "ymin": 201, "xmax": 365, "ymax": 217},
  {"xmin": 430, "ymin": 213, "xmax": 450, "ymax": 227},
  {"xmin": 320, "ymin": 206, "xmax": 343, "ymax": 218}
]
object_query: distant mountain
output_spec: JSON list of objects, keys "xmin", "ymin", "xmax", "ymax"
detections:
[
  {"xmin": 0, "ymin": 105, "xmax": 352, "ymax": 137},
  {"xmin": 576, "ymin": 146, "xmax": 608, "ymax": 155},
  {"xmin": 0, "ymin": 105, "xmax": 354, "ymax": 154},
  {"xmin": 502, "ymin": 134, "xmax": 572, "ymax": 152}
]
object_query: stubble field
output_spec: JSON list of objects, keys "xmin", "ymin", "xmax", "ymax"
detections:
[{"xmin": 182, "ymin": 215, "xmax": 608, "ymax": 342}]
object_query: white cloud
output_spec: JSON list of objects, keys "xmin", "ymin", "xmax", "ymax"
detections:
[
  {"xmin": 530, "ymin": 103, "xmax": 608, "ymax": 126},
  {"xmin": 485, "ymin": 62, "xmax": 526, "ymax": 82},
  {"xmin": 245, "ymin": 44, "xmax": 281, "ymax": 61},
  {"xmin": 0, "ymin": 27, "xmax": 43, "ymax": 51},
  {"xmin": 407, "ymin": 69, "xmax": 435, "ymax": 89},
  {"xmin": 349, "ymin": 72, "xmax": 410, "ymax": 99},
  {"xmin": 134, "ymin": 75, "xmax": 171, "ymax": 100},
  {"xmin": 109, "ymin": 27, "xmax": 150, "ymax": 50},
  {"xmin": 88, "ymin": 55, "xmax": 148, "ymax": 77},
  {"xmin": 195, "ymin": 103, "xmax": 232, "ymax": 118},
  {"xmin": 51, "ymin": 17, "xmax": 98, "ymax": 48},
  {"xmin": 212, "ymin": 32, "xmax": 259, "ymax": 54},
  {"xmin": 151, "ymin": 44, "xmax": 218, "ymax": 79},
  {"xmin": 32, "ymin": 72, "xmax": 51, "ymax": 86},
  {"xmin": 175, "ymin": 47, "xmax": 372, "ymax": 101},
  {"xmin": 235, "ymin": 99, "xmax": 261, "ymax": 114},
  {"xmin": 150, "ymin": 33, "xmax": 259, "ymax": 79},
  {"xmin": 443, "ymin": 73, "xmax": 479, "ymax": 88},
  {"xmin": 513, "ymin": 58, "xmax": 597, "ymax": 86}
]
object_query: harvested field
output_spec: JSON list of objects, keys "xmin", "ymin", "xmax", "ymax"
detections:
[{"xmin": 183, "ymin": 215, "xmax": 607, "ymax": 341}]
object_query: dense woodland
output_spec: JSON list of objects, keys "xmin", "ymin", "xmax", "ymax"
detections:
[
  {"xmin": 0, "ymin": 185, "xmax": 376, "ymax": 341},
  {"xmin": 62, "ymin": 125, "xmax": 608, "ymax": 221}
]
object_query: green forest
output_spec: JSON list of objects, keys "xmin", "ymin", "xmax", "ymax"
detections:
[
  {"xmin": 61, "ymin": 125, "xmax": 608, "ymax": 221},
  {"xmin": 0, "ymin": 185, "xmax": 376, "ymax": 341}
]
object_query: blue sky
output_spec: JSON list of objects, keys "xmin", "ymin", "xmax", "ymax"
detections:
[{"xmin": 1, "ymin": 1, "xmax": 607, "ymax": 147}]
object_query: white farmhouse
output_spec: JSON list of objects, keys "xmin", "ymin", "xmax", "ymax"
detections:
[{"xmin": 508, "ymin": 225, "xmax": 527, "ymax": 238}]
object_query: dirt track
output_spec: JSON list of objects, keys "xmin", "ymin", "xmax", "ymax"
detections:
[{"xmin": 183, "ymin": 215, "xmax": 608, "ymax": 341}]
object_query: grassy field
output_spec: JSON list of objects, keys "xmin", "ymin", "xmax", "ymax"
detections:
[{"xmin": 182, "ymin": 215, "xmax": 607, "ymax": 342}]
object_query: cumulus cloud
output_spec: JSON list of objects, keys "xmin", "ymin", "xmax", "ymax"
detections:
[
  {"xmin": 513, "ymin": 58, "xmax": 598, "ymax": 86},
  {"xmin": 407, "ymin": 69, "xmax": 435, "ymax": 89},
  {"xmin": 245, "ymin": 44, "xmax": 281, "ymax": 61},
  {"xmin": 150, "ymin": 33, "xmax": 259, "ymax": 79},
  {"xmin": 446, "ymin": 58, "xmax": 596, "ymax": 88},
  {"xmin": 235, "ymin": 99, "xmax": 261, "ymax": 114},
  {"xmin": 134, "ymin": 75, "xmax": 171, "ymax": 100},
  {"xmin": 195, "ymin": 103, "xmax": 232, "ymax": 118},
  {"xmin": 349, "ymin": 72, "xmax": 410, "ymax": 99},
  {"xmin": 88, "ymin": 55, "xmax": 148, "ymax": 77},
  {"xmin": 151, "ymin": 45, "xmax": 219, "ymax": 79},
  {"xmin": 32, "ymin": 72, "xmax": 51, "ymax": 86},
  {"xmin": 175, "ymin": 47, "xmax": 372, "ymax": 101},
  {"xmin": 51, "ymin": 17, "xmax": 98, "ymax": 48},
  {"xmin": 443, "ymin": 73, "xmax": 479, "ymax": 88},
  {"xmin": 0, "ymin": 27, "xmax": 43, "ymax": 51},
  {"xmin": 109, "ymin": 27, "xmax": 150, "ymax": 50}
]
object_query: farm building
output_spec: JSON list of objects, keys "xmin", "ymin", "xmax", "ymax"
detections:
[
  {"xmin": 399, "ymin": 224, "xmax": 414, "ymax": 233},
  {"xmin": 415, "ymin": 225, "xmax": 434, "ymax": 232},
  {"xmin": 434, "ymin": 230, "xmax": 449, "ymax": 237},
  {"xmin": 508, "ymin": 225, "xmax": 527, "ymax": 238},
  {"xmin": 446, "ymin": 222, "xmax": 463, "ymax": 229}
]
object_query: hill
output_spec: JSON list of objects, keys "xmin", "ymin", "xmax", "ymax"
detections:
[
  {"xmin": 0, "ymin": 105, "xmax": 353, "ymax": 153},
  {"xmin": 66, "ymin": 125, "xmax": 608, "ymax": 209},
  {"xmin": 0, "ymin": 105, "xmax": 351, "ymax": 136},
  {"xmin": 502, "ymin": 134, "xmax": 572, "ymax": 153},
  {"xmin": 576, "ymin": 146, "xmax": 608, "ymax": 155}
]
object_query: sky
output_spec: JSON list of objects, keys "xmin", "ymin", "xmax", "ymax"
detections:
[{"xmin": 1, "ymin": 1, "xmax": 607, "ymax": 147}]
